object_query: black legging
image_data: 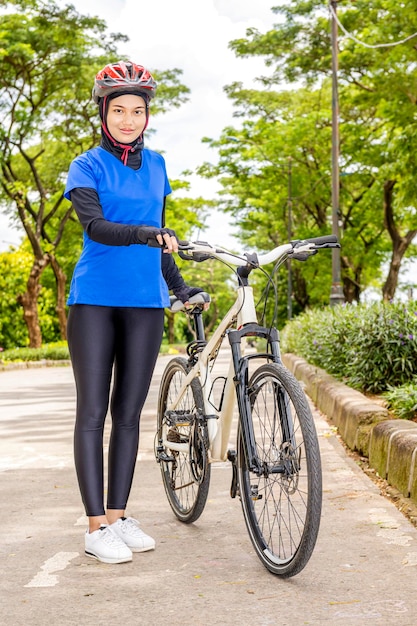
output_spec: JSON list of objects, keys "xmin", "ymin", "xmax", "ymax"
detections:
[{"xmin": 67, "ymin": 304, "xmax": 164, "ymax": 516}]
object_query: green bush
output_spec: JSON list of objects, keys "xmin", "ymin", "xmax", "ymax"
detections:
[
  {"xmin": 281, "ymin": 300, "xmax": 417, "ymax": 393},
  {"xmin": 383, "ymin": 381, "xmax": 417, "ymax": 421},
  {"xmin": 0, "ymin": 341, "xmax": 183, "ymax": 364},
  {"xmin": 0, "ymin": 342, "xmax": 69, "ymax": 363}
]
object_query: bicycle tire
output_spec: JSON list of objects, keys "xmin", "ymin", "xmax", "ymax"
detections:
[
  {"xmin": 156, "ymin": 357, "xmax": 211, "ymax": 523},
  {"xmin": 237, "ymin": 363, "xmax": 322, "ymax": 577}
]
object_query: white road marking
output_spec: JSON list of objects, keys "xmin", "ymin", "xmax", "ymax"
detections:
[{"xmin": 25, "ymin": 552, "xmax": 79, "ymax": 588}]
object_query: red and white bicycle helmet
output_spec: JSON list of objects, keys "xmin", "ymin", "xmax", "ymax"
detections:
[{"xmin": 92, "ymin": 61, "xmax": 157, "ymax": 103}]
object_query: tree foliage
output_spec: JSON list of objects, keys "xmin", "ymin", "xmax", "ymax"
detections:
[
  {"xmin": 0, "ymin": 0, "xmax": 193, "ymax": 347},
  {"xmin": 198, "ymin": 0, "xmax": 417, "ymax": 305},
  {"xmin": 0, "ymin": 246, "xmax": 31, "ymax": 349}
]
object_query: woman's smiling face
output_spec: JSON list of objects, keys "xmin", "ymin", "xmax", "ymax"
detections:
[{"xmin": 106, "ymin": 94, "xmax": 147, "ymax": 143}]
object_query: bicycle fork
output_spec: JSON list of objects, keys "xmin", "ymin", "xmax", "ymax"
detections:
[
  {"xmin": 227, "ymin": 324, "xmax": 279, "ymax": 487},
  {"xmin": 226, "ymin": 323, "xmax": 294, "ymax": 497}
]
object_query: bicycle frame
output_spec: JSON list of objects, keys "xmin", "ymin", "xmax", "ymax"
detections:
[
  {"xmin": 161, "ymin": 284, "xmax": 280, "ymax": 464},
  {"xmin": 160, "ymin": 234, "xmax": 340, "ymax": 464},
  {"xmin": 157, "ymin": 235, "xmax": 337, "ymax": 576}
]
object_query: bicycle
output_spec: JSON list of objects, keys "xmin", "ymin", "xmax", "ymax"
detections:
[{"xmin": 155, "ymin": 234, "xmax": 340, "ymax": 577}]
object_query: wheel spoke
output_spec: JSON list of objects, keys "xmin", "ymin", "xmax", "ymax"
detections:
[
  {"xmin": 156, "ymin": 357, "xmax": 211, "ymax": 523},
  {"xmin": 238, "ymin": 363, "xmax": 322, "ymax": 577}
]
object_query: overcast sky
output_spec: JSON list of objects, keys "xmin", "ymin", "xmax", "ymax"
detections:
[{"xmin": 0, "ymin": 0, "xmax": 278, "ymax": 250}]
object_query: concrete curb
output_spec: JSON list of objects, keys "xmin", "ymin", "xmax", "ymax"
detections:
[
  {"xmin": 282, "ymin": 352, "xmax": 417, "ymax": 507},
  {"xmin": 0, "ymin": 359, "xmax": 71, "ymax": 371}
]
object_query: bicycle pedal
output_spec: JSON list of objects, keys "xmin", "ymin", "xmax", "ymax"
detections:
[
  {"xmin": 156, "ymin": 448, "xmax": 174, "ymax": 463},
  {"xmin": 250, "ymin": 485, "xmax": 263, "ymax": 501}
]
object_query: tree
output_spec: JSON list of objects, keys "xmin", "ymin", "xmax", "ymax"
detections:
[
  {"xmin": 0, "ymin": 246, "xmax": 32, "ymax": 349},
  {"xmin": 0, "ymin": 0, "xmax": 190, "ymax": 346},
  {"xmin": 162, "ymin": 180, "xmax": 213, "ymax": 344},
  {"xmin": 198, "ymin": 86, "xmax": 351, "ymax": 307},
  {"xmin": 199, "ymin": 0, "xmax": 417, "ymax": 303}
]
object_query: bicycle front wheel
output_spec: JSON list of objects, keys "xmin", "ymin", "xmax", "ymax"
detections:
[
  {"xmin": 237, "ymin": 363, "xmax": 322, "ymax": 577},
  {"xmin": 156, "ymin": 357, "xmax": 211, "ymax": 523}
]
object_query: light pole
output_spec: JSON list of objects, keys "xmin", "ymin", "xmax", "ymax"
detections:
[
  {"xmin": 287, "ymin": 157, "xmax": 293, "ymax": 319},
  {"xmin": 330, "ymin": 0, "xmax": 345, "ymax": 305}
]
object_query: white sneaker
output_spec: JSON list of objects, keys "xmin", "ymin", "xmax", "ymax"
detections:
[
  {"xmin": 85, "ymin": 525, "xmax": 132, "ymax": 564},
  {"xmin": 110, "ymin": 517, "xmax": 156, "ymax": 553}
]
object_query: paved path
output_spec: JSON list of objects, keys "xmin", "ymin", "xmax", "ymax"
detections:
[{"xmin": 1, "ymin": 355, "xmax": 417, "ymax": 625}]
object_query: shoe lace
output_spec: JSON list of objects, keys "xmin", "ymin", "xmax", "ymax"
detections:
[
  {"xmin": 100, "ymin": 526, "xmax": 127, "ymax": 546},
  {"xmin": 121, "ymin": 517, "xmax": 145, "ymax": 537}
]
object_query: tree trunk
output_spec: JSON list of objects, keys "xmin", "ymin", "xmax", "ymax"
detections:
[
  {"xmin": 341, "ymin": 256, "xmax": 362, "ymax": 303},
  {"xmin": 343, "ymin": 275, "xmax": 361, "ymax": 303},
  {"xmin": 292, "ymin": 267, "xmax": 309, "ymax": 310},
  {"xmin": 49, "ymin": 255, "xmax": 68, "ymax": 340},
  {"xmin": 383, "ymin": 247, "xmax": 405, "ymax": 302},
  {"xmin": 166, "ymin": 310, "xmax": 175, "ymax": 345},
  {"xmin": 17, "ymin": 256, "xmax": 49, "ymax": 348},
  {"xmin": 382, "ymin": 180, "xmax": 417, "ymax": 301}
]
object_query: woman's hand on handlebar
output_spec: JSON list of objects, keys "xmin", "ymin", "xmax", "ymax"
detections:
[
  {"xmin": 157, "ymin": 228, "xmax": 178, "ymax": 253},
  {"xmin": 173, "ymin": 286, "xmax": 210, "ymax": 310},
  {"xmin": 136, "ymin": 226, "xmax": 179, "ymax": 253}
]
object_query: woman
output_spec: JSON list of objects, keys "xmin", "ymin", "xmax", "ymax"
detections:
[{"xmin": 65, "ymin": 61, "xmax": 203, "ymax": 564}]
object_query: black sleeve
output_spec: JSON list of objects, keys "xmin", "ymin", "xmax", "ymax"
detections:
[
  {"xmin": 70, "ymin": 187, "xmax": 142, "ymax": 246},
  {"xmin": 162, "ymin": 197, "xmax": 166, "ymax": 227},
  {"xmin": 160, "ymin": 197, "xmax": 186, "ymax": 290},
  {"xmin": 161, "ymin": 253, "xmax": 186, "ymax": 291}
]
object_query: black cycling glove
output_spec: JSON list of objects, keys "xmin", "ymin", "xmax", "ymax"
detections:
[
  {"xmin": 173, "ymin": 285, "xmax": 204, "ymax": 304},
  {"xmin": 135, "ymin": 226, "xmax": 177, "ymax": 246}
]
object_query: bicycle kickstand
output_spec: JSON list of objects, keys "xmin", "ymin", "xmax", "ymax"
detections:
[{"xmin": 227, "ymin": 449, "xmax": 239, "ymax": 498}]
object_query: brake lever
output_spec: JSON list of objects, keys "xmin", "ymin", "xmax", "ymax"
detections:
[
  {"xmin": 290, "ymin": 240, "xmax": 341, "ymax": 261},
  {"xmin": 314, "ymin": 242, "xmax": 341, "ymax": 249},
  {"xmin": 178, "ymin": 250, "xmax": 214, "ymax": 262},
  {"xmin": 178, "ymin": 240, "xmax": 215, "ymax": 262},
  {"xmin": 291, "ymin": 250, "xmax": 318, "ymax": 261}
]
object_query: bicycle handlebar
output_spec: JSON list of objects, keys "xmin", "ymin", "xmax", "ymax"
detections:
[{"xmin": 177, "ymin": 234, "xmax": 340, "ymax": 267}]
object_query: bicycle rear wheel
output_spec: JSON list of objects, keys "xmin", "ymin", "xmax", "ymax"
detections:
[
  {"xmin": 156, "ymin": 357, "xmax": 211, "ymax": 523},
  {"xmin": 237, "ymin": 363, "xmax": 322, "ymax": 577}
]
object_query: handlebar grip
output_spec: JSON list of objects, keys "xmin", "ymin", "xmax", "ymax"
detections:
[
  {"xmin": 147, "ymin": 238, "xmax": 163, "ymax": 248},
  {"xmin": 302, "ymin": 235, "xmax": 339, "ymax": 246},
  {"xmin": 170, "ymin": 291, "xmax": 211, "ymax": 313}
]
